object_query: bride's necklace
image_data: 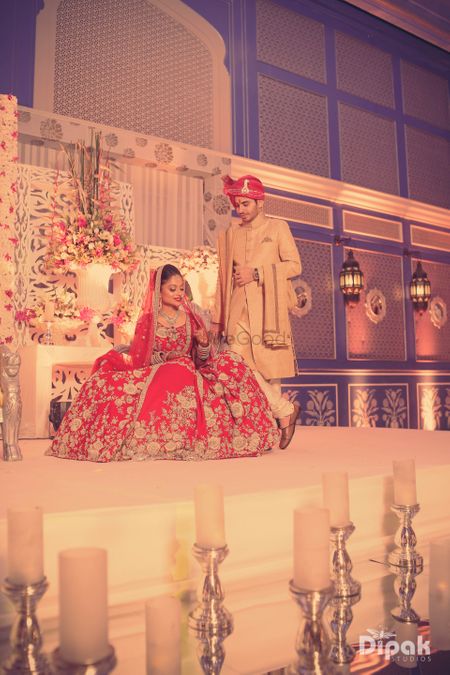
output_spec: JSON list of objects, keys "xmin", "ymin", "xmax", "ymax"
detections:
[{"xmin": 159, "ymin": 306, "xmax": 181, "ymax": 339}]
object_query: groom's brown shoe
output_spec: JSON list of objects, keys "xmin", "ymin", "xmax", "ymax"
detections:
[{"xmin": 279, "ymin": 402, "xmax": 301, "ymax": 449}]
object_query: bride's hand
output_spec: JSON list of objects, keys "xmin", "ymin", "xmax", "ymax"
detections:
[{"xmin": 194, "ymin": 327, "xmax": 209, "ymax": 346}]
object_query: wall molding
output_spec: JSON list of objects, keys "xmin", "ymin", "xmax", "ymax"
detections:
[
  {"xmin": 232, "ymin": 155, "xmax": 450, "ymax": 230},
  {"xmin": 18, "ymin": 105, "xmax": 450, "ymax": 234}
]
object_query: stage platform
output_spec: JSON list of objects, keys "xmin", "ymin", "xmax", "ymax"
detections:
[{"xmin": 1, "ymin": 427, "xmax": 450, "ymax": 673}]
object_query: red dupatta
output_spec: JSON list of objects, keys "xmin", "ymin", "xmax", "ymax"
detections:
[{"xmin": 92, "ymin": 265, "xmax": 212, "ymax": 373}]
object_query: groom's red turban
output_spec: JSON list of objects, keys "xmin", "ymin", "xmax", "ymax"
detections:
[{"xmin": 222, "ymin": 174, "xmax": 265, "ymax": 207}]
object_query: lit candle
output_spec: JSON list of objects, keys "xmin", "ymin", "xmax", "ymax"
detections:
[
  {"xmin": 59, "ymin": 548, "xmax": 110, "ymax": 664},
  {"xmin": 429, "ymin": 537, "xmax": 450, "ymax": 650},
  {"xmin": 7, "ymin": 506, "xmax": 44, "ymax": 585},
  {"xmin": 145, "ymin": 596, "xmax": 181, "ymax": 675},
  {"xmin": 293, "ymin": 508, "xmax": 330, "ymax": 590},
  {"xmin": 322, "ymin": 472, "xmax": 350, "ymax": 527},
  {"xmin": 194, "ymin": 484, "xmax": 225, "ymax": 548},
  {"xmin": 393, "ymin": 459, "xmax": 417, "ymax": 505},
  {"xmin": 44, "ymin": 301, "xmax": 55, "ymax": 322}
]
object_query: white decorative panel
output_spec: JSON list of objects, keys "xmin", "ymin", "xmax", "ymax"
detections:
[
  {"xmin": 52, "ymin": 364, "xmax": 91, "ymax": 402},
  {"xmin": 53, "ymin": 0, "xmax": 214, "ymax": 147},
  {"xmin": 411, "ymin": 226, "xmax": 450, "ymax": 253},
  {"xmin": 343, "ymin": 211, "xmax": 403, "ymax": 242},
  {"xmin": 405, "ymin": 126, "xmax": 450, "ymax": 209},
  {"xmin": 401, "ymin": 60, "xmax": 449, "ymax": 130},
  {"xmin": 264, "ymin": 195, "xmax": 332, "ymax": 228},
  {"xmin": 339, "ymin": 103, "xmax": 399, "ymax": 195},
  {"xmin": 336, "ymin": 32, "xmax": 394, "ymax": 108},
  {"xmin": 259, "ymin": 76, "xmax": 330, "ymax": 177},
  {"xmin": 256, "ymin": 0, "xmax": 326, "ymax": 83},
  {"xmin": 117, "ymin": 165, "xmax": 203, "ymax": 249}
]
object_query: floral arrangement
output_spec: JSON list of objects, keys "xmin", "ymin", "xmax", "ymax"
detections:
[
  {"xmin": 15, "ymin": 290, "xmax": 138, "ymax": 344},
  {"xmin": 109, "ymin": 294, "xmax": 140, "ymax": 342},
  {"xmin": 45, "ymin": 133, "xmax": 138, "ymax": 272},
  {"xmin": 179, "ymin": 246, "xmax": 218, "ymax": 275}
]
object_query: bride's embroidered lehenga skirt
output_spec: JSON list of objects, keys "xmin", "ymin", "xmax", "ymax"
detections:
[{"xmin": 48, "ymin": 331, "xmax": 279, "ymax": 462}]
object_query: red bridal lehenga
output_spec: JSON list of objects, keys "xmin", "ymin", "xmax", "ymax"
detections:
[{"xmin": 47, "ymin": 267, "xmax": 279, "ymax": 462}]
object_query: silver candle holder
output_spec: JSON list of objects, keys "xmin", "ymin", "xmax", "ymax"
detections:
[
  {"xmin": 288, "ymin": 580, "xmax": 335, "ymax": 674},
  {"xmin": 1, "ymin": 576, "xmax": 52, "ymax": 674},
  {"xmin": 388, "ymin": 504, "xmax": 423, "ymax": 572},
  {"xmin": 329, "ymin": 590, "xmax": 361, "ymax": 665},
  {"xmin": 42, "ymin": 321, "xmax": 54, "ymax": 346},
  {"xmin": 391, "ymin": 567, "xmax": 421, "ymax": 624},
  {"xmin": 330, "ymin": 523, "xmax": 361, "ymax": 598},
  {"xmin": 188, "ymin": 543, "xmax": 233, "ymax": 637},
  {"xmin": 52, "ymin": 645, "xmax": 116, "ymax": 674},
  {"xmin": 195, "ymin": 631, "xmax": 228, "ymax": 675}
]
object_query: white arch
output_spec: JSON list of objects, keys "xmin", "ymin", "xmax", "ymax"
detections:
[{"xmin": 34, "ymin": 0, "xmax": 231, "ymax": 151}]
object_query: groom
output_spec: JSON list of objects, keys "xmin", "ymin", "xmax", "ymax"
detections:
[{"xmin": 211, "ymin": 174, "xmax": 301, "ymax": 449}]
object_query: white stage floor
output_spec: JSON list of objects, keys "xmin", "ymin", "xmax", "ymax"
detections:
[
  {"xmin": 2, "ymin": 427, "xmax": 450, "ymax": 515},
  {"xmin": 1, "ymin": 427, "xmax": 450, "ymax": 673}
]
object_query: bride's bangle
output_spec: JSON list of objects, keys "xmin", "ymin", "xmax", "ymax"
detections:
[{"xmin": 197, "ymin": 343, "xmax": 210, "ymax": 360}]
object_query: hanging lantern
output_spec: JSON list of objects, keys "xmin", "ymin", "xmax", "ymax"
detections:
[
  {"xmin": 410, "ymin": 261, "xmax": 431, "ymax": 315},
  {"xmin": 339, "ymin": 249, "xmax": 364, "ymax": 306}
]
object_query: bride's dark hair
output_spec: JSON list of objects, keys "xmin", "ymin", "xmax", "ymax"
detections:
[{"xmin": 160, "ymin": 264, "xmax": 182, "ymax": 284}]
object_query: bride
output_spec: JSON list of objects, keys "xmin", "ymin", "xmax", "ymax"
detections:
[{"xmin": 47, "ymin": 264, "xmax": 279, "ymax": 461}]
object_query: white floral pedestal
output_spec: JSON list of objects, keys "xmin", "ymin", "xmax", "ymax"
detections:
[{"xmin": 74, "ymin": 263, "xmax": 120, "ymax": 346}]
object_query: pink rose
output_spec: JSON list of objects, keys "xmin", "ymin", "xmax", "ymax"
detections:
[{"xmin": 79, "ymin": 306, "xmax": 95, "ymax": 322}]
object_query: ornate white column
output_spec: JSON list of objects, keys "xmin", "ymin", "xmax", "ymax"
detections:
[{"xmin": 0, "ymin": 94, "xmax": 19, "ymax": 346}]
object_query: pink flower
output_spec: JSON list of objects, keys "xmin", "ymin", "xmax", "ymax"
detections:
[
  {"xmin": 5, "ymin": 289, "xmax": 13, "ymax": 298},
  {"xmin": 77, "ymin": 215, "xmax": 87, "ymax": 227},
  {"xmin": 113, "ymin": 234, "xmax": 121, "ymax": 246},
  {"xmin": 79, "ymin": 306, "xmax": 95, "ymax": 322},
  {"xmin": 15, "ymin": 310, "xmax": 29, "ymax": 322}
]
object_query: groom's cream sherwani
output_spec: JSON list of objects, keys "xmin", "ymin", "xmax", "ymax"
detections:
[{"xmin": 213, "ymin": 213, "xmax": 301, "ymax": 380}]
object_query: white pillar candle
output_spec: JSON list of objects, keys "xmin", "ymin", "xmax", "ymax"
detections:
[
  {"xmin": 194, "ymin": 484, "xmax": 226, "ymax": 548},
  {"xmin": 7, "ymin": 507, "xmax": 44, "ymax": 585},
  {"xmin": 393, "ymin": 459, "xmax": 417, "ymax": 505},
  {"xmin": 429, "ymin": 537, "xmax": 450, "ymax": 650},
  {"xmin": 322, "ymin": 472, "xmax": 350, "ymax": 527},
  {"xmin": 145, "ymin": 596, "xmax": 181, "ymax": 675},
  {"xmin": 59, "ymin": 548, "xmax": 110, "ymax": 664},
  {"xmin": 44, "ymin": 301, "xmax": 55, "ymax": 322},
  {"xmin": 293, "ymin": 508, "xmax": 330, "ymax": 590},
  {"xmin": 392, "ymin": 619, "xmax": 418, "ymax": 669}
]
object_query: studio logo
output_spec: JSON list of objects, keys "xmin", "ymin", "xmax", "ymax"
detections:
[{"xmin": 359, "ymin": 626, "xmax": 431, "ymax": 661}]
